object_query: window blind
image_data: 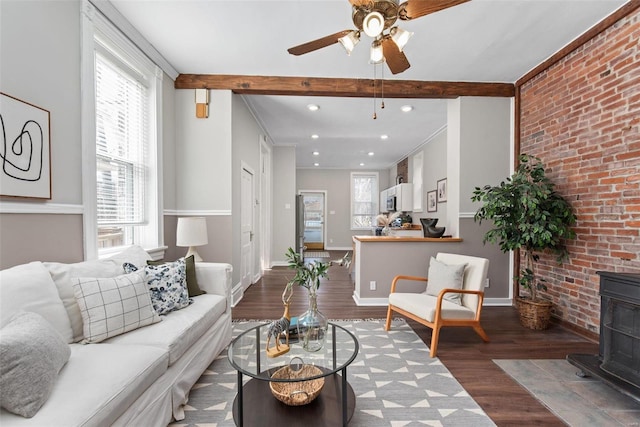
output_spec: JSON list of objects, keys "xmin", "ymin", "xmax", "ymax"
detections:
[
  {"xmin": 351, "ymin": 173, "xmax": 378, "ymax": 229},
  {"xmin": 95, "ymin": 51, "xmax": 148, "ymax": 226}
]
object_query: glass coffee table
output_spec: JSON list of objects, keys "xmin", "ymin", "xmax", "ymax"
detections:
[{"xmin": 228, "ymin": 322, "xmax": 359, "ymax": 426}]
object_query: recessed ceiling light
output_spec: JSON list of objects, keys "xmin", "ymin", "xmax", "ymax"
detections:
[
  {"xmin": 313, "ymin": 151, "xmax": 320, "ymax": 156},
  {"xmin": 368, "ymin": 152, "xmax": 375, "ymax": 156},
  {"xmin": 314, "ymin": 162, "xmax": 320, "ymax": 167},
  {"xmin": 307, "ymin": 104, "xmax": 320, "ymax": 111},
  {"xmin": 360, "ymin": 162, "xmax": 365, "ymax": 166},
  {"xmin": 380, "ymin": 134, "xmax": 388, "ymax": 140},
  {"xmin": 401, "ymin": 105, "xmax": 413, "ymax": 113},
  {"xmin": 311, "ymin": 134, "xmax": 319, "ymax": 139}
]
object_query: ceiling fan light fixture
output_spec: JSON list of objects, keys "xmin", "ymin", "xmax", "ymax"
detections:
[
  {"xmin": 338, "ymin": 30, "xmax": 360, "ymax": 55},
  {"xmin": 390, "ymin": 26, "xmax": 413, "ymax": 51},
  {"xmin": 363, "ymin": 11, "xmax": 385, "ymax": 37},
  {"xmin": 369, "ymin": 41, "xmax": 384, "ymax": 64}
]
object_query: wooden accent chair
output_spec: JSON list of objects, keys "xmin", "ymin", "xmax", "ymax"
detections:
[{"xmin": 384, "ymin": 252, "xmax": 490, "ymax": 357}]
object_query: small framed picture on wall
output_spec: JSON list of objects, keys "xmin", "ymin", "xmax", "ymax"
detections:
[
  {"xmin": 437, "ymin": 178, "xmax": 447, "ymax": 203},
  {"xmin": 427, "ymin": 190, "xmax": 437, "ymax": 212}
]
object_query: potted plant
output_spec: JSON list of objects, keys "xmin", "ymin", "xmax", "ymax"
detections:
[
  {"xmin": 471, "ymin": 154, "xmax": 577, "ymax": 329},
  {"xmin": 285, "ymin": 247, "xmax": 330, "ymax": 351}
]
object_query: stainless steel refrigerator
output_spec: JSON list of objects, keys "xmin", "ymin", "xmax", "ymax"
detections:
[{"xmin": 295, "ymin": 194, "xmax": 305, "ymax": 258}]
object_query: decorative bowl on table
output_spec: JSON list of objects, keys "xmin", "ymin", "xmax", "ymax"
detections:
[{"xmin": 269, "ymin": 363, "xmax": 325, "ymax": 406}]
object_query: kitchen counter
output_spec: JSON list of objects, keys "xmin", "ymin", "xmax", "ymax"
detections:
[
  {"xmin": 351, "ymin": 235, "xmax": 465, "ymax": 305},
  {"xmin": 354, "ymin": 236, "xmax": 462, "ymax": 243}
]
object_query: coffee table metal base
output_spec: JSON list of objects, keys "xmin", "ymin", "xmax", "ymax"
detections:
[{"xmin": 232, "ymin": 373, "xmax": 356, "ymax": 426}]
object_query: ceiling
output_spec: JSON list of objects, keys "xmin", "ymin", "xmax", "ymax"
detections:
[{"xmin": 109, "ymin": 0, "xmax": 627, "ymax": 170}]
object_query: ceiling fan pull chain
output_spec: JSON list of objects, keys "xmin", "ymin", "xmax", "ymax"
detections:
[
  {"xmin": 381, "ymin": 64, "xmax": 385, "ymax": 110},
  {"xmin": 373, "ymin": 63, "xmax": 377, "ymax": 119}
]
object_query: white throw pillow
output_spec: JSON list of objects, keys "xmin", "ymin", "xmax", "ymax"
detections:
[
  {"xmin": 0, "ymin": 262, "xmax": 73, "ymax": 343},
  {"xmin": 106, "ymin": 245, "xmax": 152, "ymax": 270},
  {"xmin": 44, "ymin": 259, "xmax": 122, "ymax": 343},
  {"xmin": 0, "ymin": 311, "xmax": 71, "ymax": 418},
  {"xmin": 72, "ymin": 271, "xmax": 161, "ymax": 343},
  {"xmin": 425, "ymin": 257, "xmax": 467, "ymax": 305}
]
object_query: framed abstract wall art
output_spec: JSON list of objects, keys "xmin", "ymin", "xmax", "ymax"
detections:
[
  {"xmin": 0, "ymin": 93, "xmax": 51, "ymax": 199},
  {"xmin": 437, "ymin": 178, "xmax": 447, "ymax": 203}
]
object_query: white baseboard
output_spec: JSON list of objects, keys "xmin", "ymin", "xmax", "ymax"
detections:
[
  {"xmin": 483, "ymin": 298, "xmax": 513, "ymax": 306},
  {"xmin": 352, "ymin": 294, "xmax": 514, "ymax": 307},
  {"xmin": 324, "ymin": 246, "xmax": 353, "ymax": 251},
  {"xmin": 231, "ymin": 283, "xmax": 244, "ymax": 307}
]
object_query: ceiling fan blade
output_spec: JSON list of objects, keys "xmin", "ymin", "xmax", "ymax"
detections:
[
  {"xmin": 349, "ymin": 0, "xmax": 372, "ymax": 7},
  {"xmin": 401, "ymin": 0, "xmax": 470, "ymax": 20},
  {"xmin": 381, "ymin": 38, "xmax": 410, "ymax": 74},
  {"xmin": 288, "ymin": 30, "xmax": 353, "ymax": 56}
]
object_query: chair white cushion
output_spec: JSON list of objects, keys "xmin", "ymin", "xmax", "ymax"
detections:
[
  {"xmin": 0, "ymin": 262, "xmax": 73, "ymax": 343},
  {"xmin": 425, "ymin": 257, "xmax": 467, "ymax": 305},
  {"xmin": 72, "ymin": 271, "xmax": 161, "ymax": 343},
  {"xmin": 0, "ymin": 312, "xmax": 71, "ymax": 418},
  {"xmin": 389, "ymin": 292, "xmax": 476, "ymax": 322}
]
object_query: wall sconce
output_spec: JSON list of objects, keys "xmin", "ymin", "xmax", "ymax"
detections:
[
  {"xmin": 195, "ymin": 89, "xmax": 209, "ymax": 118},
  {"xmin": 176, "ymin": 217, "xmax": 208, "ymax": 262}
]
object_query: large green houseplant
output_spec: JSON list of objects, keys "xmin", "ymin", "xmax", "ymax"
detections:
[{"xmin": 471, "ymin": 154, "xmax": 576, "ymax": 329}]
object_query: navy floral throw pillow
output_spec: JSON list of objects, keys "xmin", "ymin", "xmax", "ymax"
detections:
[{"xmin": 144, "ymin": 258, "xmax": 191, "ymax": 315}]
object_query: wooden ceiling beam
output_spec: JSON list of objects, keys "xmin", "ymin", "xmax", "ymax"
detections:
[{"xmin": 174, "ymin": 74, "xmax": 515, "ymax": 98}]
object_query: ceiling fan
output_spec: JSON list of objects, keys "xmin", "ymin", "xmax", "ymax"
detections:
[{"xmin": 287, "ymin": 0, "xmax": 471, "ymax": 75}]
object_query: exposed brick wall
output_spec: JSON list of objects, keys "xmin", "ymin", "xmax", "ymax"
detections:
[{"xmin": 519, "ymin": 9, "xmax": 640, "ymax": 334}]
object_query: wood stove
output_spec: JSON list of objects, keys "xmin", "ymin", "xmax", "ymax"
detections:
[{"xmin": 567, "ymin": 271, "xmax": 640, "ymax": 403}]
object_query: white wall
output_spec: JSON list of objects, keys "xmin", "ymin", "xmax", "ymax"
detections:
[
  {"xmin": 410, "ymin": 129, "xmax": 448, "ymax": 228},
  {"xmin": 175, "ymin": 90, "xmax": 232, "ymax": 212},
  {"xmin": 1, "ymin": 0, "xmax": 83, "ymax": 205},
  {"xmin": 272, "ymin": 146, "xmax": 296, "ymax": 265}
]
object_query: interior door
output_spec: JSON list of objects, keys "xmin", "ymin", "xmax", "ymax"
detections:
[
  {"xmin": 301, "ymin": 192, "xmax": 325, "ymax": 251},
  {"xmin": 241, "ymin": 166, "xmax": 254, "ymax": 291}
]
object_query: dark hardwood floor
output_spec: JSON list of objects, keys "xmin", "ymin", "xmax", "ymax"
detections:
[{"xmin": 232, "ymin": 251, "xmax": 599, "ymax": 426}]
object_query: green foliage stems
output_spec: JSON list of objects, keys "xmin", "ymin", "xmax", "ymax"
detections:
[{"xmin": 284, "ymin": 247, "xmax": 329, "ymax": 294}]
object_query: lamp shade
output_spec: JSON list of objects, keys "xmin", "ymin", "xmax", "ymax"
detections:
[
  {"xmin": 176, "ymin": 217, "xmax": 208, "ymax": 247},
  {"xmin": 370, "ymin": 41, "xmax": 384, "ymax": 64},
  {"xmin": 338, "ymin": 30, "xmax": 360, "ymax": 55}
]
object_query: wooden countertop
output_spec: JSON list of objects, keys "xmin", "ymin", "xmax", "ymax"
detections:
[{"xmin": 353, "ymin": 236, "xmax": 463, "ymax": 243}]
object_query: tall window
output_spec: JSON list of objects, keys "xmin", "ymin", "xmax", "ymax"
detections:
[
  {"xmin": 351, "ymin": 172, "xmax": 379, "ymax": 229},
  {"xmin": 82, "ymin": 4, "xmax": 162, "ymax": 259}
]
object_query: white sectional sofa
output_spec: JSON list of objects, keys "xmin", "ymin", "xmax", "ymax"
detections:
[{"xmin": 0, "ymin": 246, "xmax": 233, "ymax": 426}]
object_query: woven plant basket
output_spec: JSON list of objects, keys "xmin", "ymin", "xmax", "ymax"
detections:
[
  {"xmin": 516, "ymin": 297, "xmax": 552, "ymax": 330},
  {"xmin": 269, "ymin": 364, "xmax": 325, "ymax": 406}
]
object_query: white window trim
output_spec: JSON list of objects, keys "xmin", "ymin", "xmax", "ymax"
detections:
[
  {"xmin": 350, "ymin": 171, "xmax": 379, "ymax": 231},
  {"xmin": 81, "ymin": 1, "xmax": 164, "ymax": 260}
]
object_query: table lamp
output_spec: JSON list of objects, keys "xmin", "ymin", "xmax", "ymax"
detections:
[{"xmin": 176, "ymin": 217, "xmax": 208, "ymax": 262}]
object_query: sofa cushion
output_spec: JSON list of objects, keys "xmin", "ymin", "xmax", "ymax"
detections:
[
  {"xmin": 106, "ymin": 293, "xmax": 226, "ymax": 365},
  {"xmin": 144, "ymin": 258, "xmax": 191, "ymax": 315},
  {"xmin": 148, "ymin": 255, "xmax": 205, "ymax": 297},
  {"xmin": 0, "ymin": 262, "xmax": 73, "ymax": 343},
  {"xmin": 44, "ymin": 259, "xmax": 123, "ymax": 343},
  {"xmin": 0, "ymin": 312, "xmax": 71, "ymax": 418},
  {"xmin": 0, "ymin": 343, "xmax": 169, "ymax": 426},
  {"xmin": 425, "ymin": 256, "xmax": 467, "ymax": 305},
  {"xmin": 72, "ymin": 271, "xmax": 161, "ymax": 343}
]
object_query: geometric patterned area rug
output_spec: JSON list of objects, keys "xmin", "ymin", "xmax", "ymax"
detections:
[{"xmin": 170, "ymin": 320, "xmax": 495, "ymax": 426}]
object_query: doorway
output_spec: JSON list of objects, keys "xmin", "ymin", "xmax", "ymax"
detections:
[
  {"xmin": 299, "ymin": 191, "xmax": 326, "ymax": 251},
  {"xmin": 240, "ymin": 164, "xmax": 255, "ymax": 295}
]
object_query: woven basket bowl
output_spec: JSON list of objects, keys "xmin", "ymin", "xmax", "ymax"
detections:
[{"xmin": 269, "ymin": 364, "xmax": 325, "ymax": 406}]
